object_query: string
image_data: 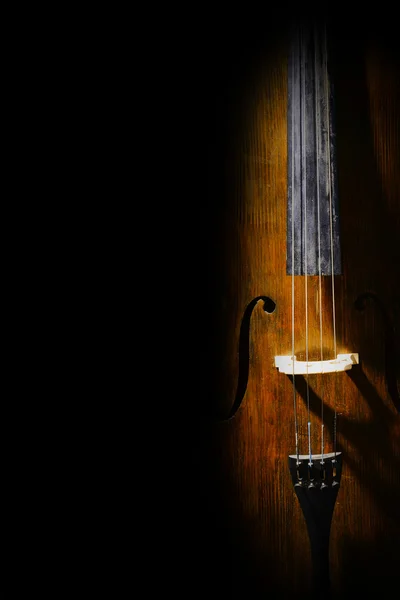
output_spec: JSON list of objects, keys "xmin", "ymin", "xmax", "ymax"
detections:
[
  {"xmin": 314, "ymin": 24, "xmax": 325, "ymax": 462},
  {"xmin": 324, "ymin": 23, "xmax": 338, "ymax": 459},
  {"xmin": 300, "ymin": 26, "xmax": 312, "ymax": 468},
  {"xmin": 292, "ymin": 28, "xmax": 299, "ymax": 464}
]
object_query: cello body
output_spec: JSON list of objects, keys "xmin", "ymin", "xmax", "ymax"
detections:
[{"xmin": 202, "ymin": 18, "xmax": 400, "ymax": 599}]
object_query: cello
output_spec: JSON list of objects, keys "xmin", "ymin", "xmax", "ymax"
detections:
[{"xmin": 201, "ymin": 17, "xmax": 400, "ymax": 599}]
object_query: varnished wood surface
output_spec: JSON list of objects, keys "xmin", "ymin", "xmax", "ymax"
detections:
[{"xmin": 191, "ymin": 19, "xmax": 400, "ymax": 600}]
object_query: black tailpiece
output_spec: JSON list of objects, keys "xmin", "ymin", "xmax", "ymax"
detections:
[{"xmin": 288, "ymin": 452, "xmax": 342, "ymax": 598}]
